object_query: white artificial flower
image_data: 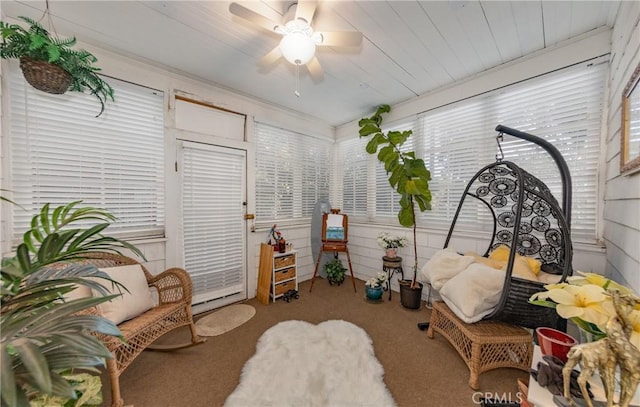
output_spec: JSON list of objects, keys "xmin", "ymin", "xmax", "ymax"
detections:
[
  {"xmin": 376, "ymin": 232, "xmax": 409, "ymax": 249},
  {"xmin": 366, "ymin": 272, "xmax": 388, "ymax": 288}
]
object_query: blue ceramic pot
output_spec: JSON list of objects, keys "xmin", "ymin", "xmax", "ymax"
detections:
[{"xmin": 366, "ymin": 286, "xmax": 383, "ymax": 301}]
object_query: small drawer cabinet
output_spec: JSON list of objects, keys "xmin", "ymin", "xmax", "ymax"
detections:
[{"xmin": 271, "ymin": 251, "xmax": 298, "ymax": 302}]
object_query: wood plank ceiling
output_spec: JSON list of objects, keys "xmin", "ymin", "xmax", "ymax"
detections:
[{"xmin": 1, "ymin": 1, "xmax": 619, "ymax": 126}]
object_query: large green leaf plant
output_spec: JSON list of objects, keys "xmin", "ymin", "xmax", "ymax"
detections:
[
  {"xmin": 358, "ymin": 105, "xmax": 432, "ymax": 286},
  {"xmin": 1, "ymin": 201, "xmax": 144, "ymax": 406}
]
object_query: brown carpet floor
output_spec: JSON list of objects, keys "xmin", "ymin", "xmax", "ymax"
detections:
[{"xmin": 102, "ymin": 278, "xmax": 529, "ymax": 407}]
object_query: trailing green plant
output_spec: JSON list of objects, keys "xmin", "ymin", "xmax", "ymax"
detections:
[
  {"xmin": 1, "ymin": 201, "xmax": 144, "ymax": 406},
  {"xmin": 0, "ymin": 16, "xmax": 114, "ymax": 116},
  {"xmin": 29, "ymin": 373, "xmax": 102, "ymax": 407},
  {"xmin": 324, "ymin": 258, "xmax": 346, "ymax": 286},
  {"xmin": 358, "ymin": 104, "xmax": 432, "ymax": 287}
]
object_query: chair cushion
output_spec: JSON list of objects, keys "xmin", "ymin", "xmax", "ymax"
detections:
[
  {"xmin": 93, "ymin": 264, "xmax": 155, "ymax": 325},
  {"xmin": 467, "ymin": 248, "xmax": 538, "ymax": 281},
  {"xmin": 439, "ymin": 262, "xmax": 505, "ymax": 323},
  {"xmin": 489, "ymin": 245, "xmax": 541, "ymax": 275},
  {"xmin": 419, "ymin": 248, "xmax": 475, "ymax": 291}
]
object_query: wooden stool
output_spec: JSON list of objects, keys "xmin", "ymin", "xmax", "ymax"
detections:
[{"xmin": 426, "ymin": 300, "xmax": 533, "ymax": 390}]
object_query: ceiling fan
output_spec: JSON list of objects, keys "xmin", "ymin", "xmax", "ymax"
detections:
[{"xmin": 229, "ymin": 1, "xmax": 363, "ymax": 83}]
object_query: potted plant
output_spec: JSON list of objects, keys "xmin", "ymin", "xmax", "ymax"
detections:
[
  {"xmin": 376, "ymin": 232, "xmax": 409, "ymax": 258},
  {"xmin": 324, "ymin": 257, "xmax": 346, "ymax": 286},
  {"xmin": 29, "ymin": 372, "xmax": 103, "ymax": 407},
  {"xmin": 0, "ymin": 16, "xmax": 114, "ymax": 116},
  {"xmin": 1, "ymin": 200, "xmax": 144, "ymax": 406},
  {"xmin": 359, "ymin": 105, "xmax": 432, "ymax": 309},
  {"xmin": 365, "ymin": 272, "xmax": 388, "ymax": 302}
]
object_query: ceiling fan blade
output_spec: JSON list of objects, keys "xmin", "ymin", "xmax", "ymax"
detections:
[
  {"xmin": 258, "ymin": 46, "xmax": 283, "ymax": 67},
  {"xmin": 306, "ymin": 56, "xmax": 324, "ymax": 82},
  {"xmin": 229, "ymin": 2, "xmax": 281, "ymax": 33},
  {"xmin": 295, "ymin": 0, "xmax": 317, "ymax": 24},
  {"xmin": 317, "ymin": 31, "xmax": 363, "ymax": 47}
]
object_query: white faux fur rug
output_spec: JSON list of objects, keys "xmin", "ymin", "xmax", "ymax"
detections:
[{"xmin": 224, "ymin": 320, "xmax": 396, "ymax": 407}]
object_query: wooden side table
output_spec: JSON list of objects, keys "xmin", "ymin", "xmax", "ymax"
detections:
[{"xmin": 382, "ymin": 256, "xmax": 403, "ymax": 301}]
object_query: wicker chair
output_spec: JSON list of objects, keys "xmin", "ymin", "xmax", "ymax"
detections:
[
  {"xmin": 423, "ymin": 126, "xmax": 571, "ymax": 389},
  {"xmin": 440, "ymin": 126, "xmax": 574, "ymax": 330},
  {"xmin": 77, "ymin": 253, "xmax": 205, "ymax": 407}
]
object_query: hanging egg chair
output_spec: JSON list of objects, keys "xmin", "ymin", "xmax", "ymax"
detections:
[{"xmin": 442, "ymin": 125, "xmax": 573, "ymax": 330}]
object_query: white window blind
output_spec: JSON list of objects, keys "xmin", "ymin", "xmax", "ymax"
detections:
[
  {"xmin": 8, "ymin": 66, "xmax": 165, "ymax": 240},
  {"xmin": 339, "ymin": 59, "xmax": 607, "ymax": 242},
  {"xmin": 418, "ymin": 99, "xmax": 502, "ymax": 230},
  {"xmin": 181, "ymin": 142, "xmax": 245, "ymax": 304},
  {"xmin": 255, "ymin": 122, "xmax": 331, "ymax": 226},
  {"xmin": 419, "ymin": 60, "xmax": 606, "ymax": 241},
  {"xmin": 340, "ymin": 137, "xmax": 369, "ymax": 217}
]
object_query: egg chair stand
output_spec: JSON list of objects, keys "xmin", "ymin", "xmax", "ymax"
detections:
[{"xmin": 420, "ymin": 124, "xmax": 573, "ymax": 332}]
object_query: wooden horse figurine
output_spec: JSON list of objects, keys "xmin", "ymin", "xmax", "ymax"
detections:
[
  {"xmin": 607, "ymin": 291, "xmax": 640, "ymax": 407},
  {"xmin": 562, "ymin": 290, "xmax": 640, "ymax": 407},
  {"xmin": 562, "ymin": 337, "xmax": 616, "ymax": 407}
]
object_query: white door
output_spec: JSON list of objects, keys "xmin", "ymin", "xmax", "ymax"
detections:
[{"xmin": 180, "ymin": 141, "xmax": 247, "ymax": 306}]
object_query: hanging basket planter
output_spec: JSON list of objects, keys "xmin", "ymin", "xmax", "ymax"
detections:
[
  {"xmin": 2, "ymin": 16, "xmax": 114, "ymax": 116},
  {"xmin": 19, "ymin": 57, "xmax": 72, "ymax": 95}
]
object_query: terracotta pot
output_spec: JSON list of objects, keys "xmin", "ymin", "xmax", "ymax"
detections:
[{"xmin": 385, "ymin": 248, "xmax": 397, "ymax": 258}]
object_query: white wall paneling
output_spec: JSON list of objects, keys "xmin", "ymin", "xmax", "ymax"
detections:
[{"xmin": 603, "ymin": 1, "xmax": 640, "ymax": 293}]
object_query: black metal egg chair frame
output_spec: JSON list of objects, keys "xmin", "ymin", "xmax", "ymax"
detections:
[{"xmin": 433, "ymin": 125, "xmax": 574, "ymax": 331}]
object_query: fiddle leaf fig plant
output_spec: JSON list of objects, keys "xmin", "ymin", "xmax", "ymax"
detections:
[{"xmin": 358, "ymin": 104, "xmax": 432, "ymax": 286}]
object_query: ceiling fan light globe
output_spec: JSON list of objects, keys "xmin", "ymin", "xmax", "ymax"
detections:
[{"xmin": 280, "ymin": 32, "xmax": 316, "ymax": 65}]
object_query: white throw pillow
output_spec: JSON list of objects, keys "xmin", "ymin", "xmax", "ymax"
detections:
[
  {"xmin": 93, "ymin": 264, "xmax": 155, "ymax": 325},
  {"xmin": 419, "ymin": 247, "xmax": 475, "ymax": 291},
  {"xmin": 439, "ymin": 262, "xmax": 506, "ymax": 323},
  {"xmin": 64, "ymin": 284, "xmax": 92, "ymax": 301}
]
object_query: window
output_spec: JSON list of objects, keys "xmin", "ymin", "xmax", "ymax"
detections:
[
  {"xmin": 7, "ymin": 65, "xmax": 165, "ymax": 241},
  {"xmin": 340, "ymin": 137, "xmax": 369, "ymax": 217},
  {"xmin": 339, "ymin": 59, "xmax": 607, "ymax": 242},
  {"xmin": 255, "ymin": 122, "xmax": 332, "ymax": 226},
  {"xmin": 375, "ymin": 119, "xmax": 418, "ymax": 220},
  {"xmin": 340, "ymin": 119, "xmax": 418, "ymax": 221}
]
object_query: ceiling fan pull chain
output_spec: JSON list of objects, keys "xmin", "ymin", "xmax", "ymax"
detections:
[{"xmin": 294, "ymin": 64, "xmax": 301, "ymax": 98}]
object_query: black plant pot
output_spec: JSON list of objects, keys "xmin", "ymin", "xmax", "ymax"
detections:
[{"xmin": 399, "ymin": 280, "xmax": 423, "ymax": 309}]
